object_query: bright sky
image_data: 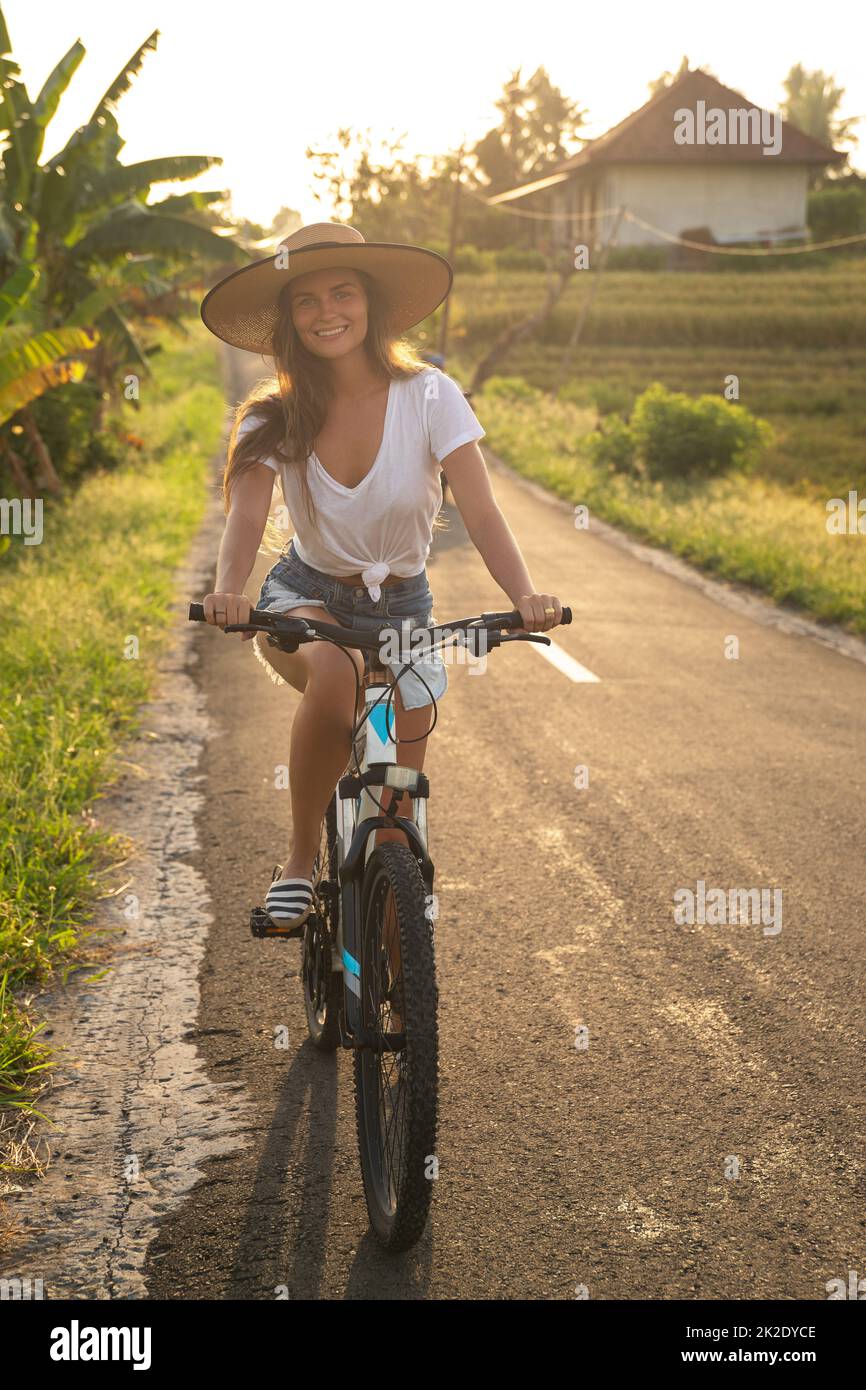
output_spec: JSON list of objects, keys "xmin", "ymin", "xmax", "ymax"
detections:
[{"xmin": 10, "ymin": 0, "xmax": 866, "ymax": 230}]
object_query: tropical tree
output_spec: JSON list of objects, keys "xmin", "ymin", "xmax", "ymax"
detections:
[
  {"xmin": 474, "ymin": 67, "xmax": 587, "ymax": 194},
  {"xmin": 0, "ymin": 9, "xmax": 248, "ymax": 494},
  {"xmin": 308, "ymin": 67, "xmax": 587, "ymax": 254},
  {"xmin": 781, "ymin": 64, "xmax": 858, "ymax": 149},
  {"xmin": 781, "ymin": 64, "xmax": 857, "ymax": 187}
]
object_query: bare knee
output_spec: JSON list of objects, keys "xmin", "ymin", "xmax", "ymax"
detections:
[
  {"xmin": 252, "ymin": 630, "xmax": 307, "ymax": 693},
  {"xmin": 252, "ymin": 605, "xmax": 361, "ymax": 699},
  {"xmin": 304, "ymin": 641, "xmax": 363, "ymax": 718}
]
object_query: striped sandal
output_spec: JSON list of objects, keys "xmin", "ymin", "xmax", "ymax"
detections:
[{"xmin": 252, "ymin": 855, "xmax": 322, "ymax": 940}]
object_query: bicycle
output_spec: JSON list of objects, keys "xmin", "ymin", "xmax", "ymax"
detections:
[{"xmin": 189, "ymin": 599, "xmax": 572, "ymax": 1251}]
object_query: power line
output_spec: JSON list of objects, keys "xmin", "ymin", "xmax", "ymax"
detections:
[
  {"xmin": 461, "ymin": 182, "xmax": 866, "ymax": 255},
  {"xmin": 464, "ymin": 184, "xmax": 604, "ymax": 220},
  {"xmin": 623, "ymin": 208, "xmax": 866, "ymax": 255}
]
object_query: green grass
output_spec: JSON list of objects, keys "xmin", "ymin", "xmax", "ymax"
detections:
[
  {"xmin": 0, "ymin": 321, "xmax": 223, "ymax": 1127},
  {"xmin": 472, "ymin": 384, "xmax": 866, "ymax": 632}
]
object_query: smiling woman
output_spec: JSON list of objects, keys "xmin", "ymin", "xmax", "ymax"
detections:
[{"xmin": 198, "ymin": 220, "xmax": 564, "ymax": 929}]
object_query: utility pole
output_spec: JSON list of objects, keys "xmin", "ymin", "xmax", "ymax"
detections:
[
  {"xmin": 438, "ymin": 144, "xmax": 464, "ymax": 359},
  {"xmin": 554, "ymin": 204, "xmax": 626, "ymax": 394}
]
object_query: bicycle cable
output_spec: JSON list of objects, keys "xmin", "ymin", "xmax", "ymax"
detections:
[
  {"xmin": 348, "ymin": 621, "xmax": 487, "ymax": 820},
  {"xmin": 326, "ymin": 622, "xmax": 455, "ymax": 823}
]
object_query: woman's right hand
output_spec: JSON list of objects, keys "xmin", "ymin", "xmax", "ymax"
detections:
[{"xmin": 202, "ymin": 592, "xmax": 254, "ymax": 640}]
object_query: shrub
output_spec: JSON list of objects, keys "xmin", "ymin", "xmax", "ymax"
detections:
[
  {"xmin": 591, "ymin": 381, "xmax": 635, "ymax": 417},
  {"xmin": 494, "ymin": 245, "xmax": 548, "ymax": 273},
  {"xmin": 808, "ymin": 185, "xmax": 866, "ymax": 242},
  {"xmin": 479, "ymin": 375, "xmax": 544, "ymax": 402},
  {"xmin": 30, "ymin": 378, "xmax": 126, "ymax": 486},
  {"xmin": 422, "ymin": 241, "xmax": 494, "ymax": 274},
  {"xmin": 585, "ymin": 415, "xmax": 638, "ymax": 474},
  {"xmin": 607, "ymin": 245, "xmax": 668, "ymax": 272},
  {"xmin": 453, "ymin": 244, "xmax": 497, "ymax": 274},
  {"xmin": 556, "ymin": 380, "xmax": 592, "ymax": 408},
  {"xmin": 629, "ymin": 382, "xmax": 773, "ymax": 479}
]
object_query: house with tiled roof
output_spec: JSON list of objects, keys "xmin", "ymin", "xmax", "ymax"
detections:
[{"xmin": 489, "ymin": 69, "xmax": 846, "ymax": 252}]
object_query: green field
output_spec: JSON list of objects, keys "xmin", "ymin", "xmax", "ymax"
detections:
[
  {"xmin": 446, "ymin": 264, "xmax": 866, "ymax": 498},
  {"xmin": 443, "ymin": 264, "xmax": 866, "ymax": 628}
]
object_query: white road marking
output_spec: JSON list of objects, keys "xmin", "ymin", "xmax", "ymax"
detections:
[{"xmin": 530, "ymin": 639, "xmax": 600, "ymax": 683}]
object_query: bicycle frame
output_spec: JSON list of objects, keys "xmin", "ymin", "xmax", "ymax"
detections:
[{"xmin": 333, "ymin": 658, "xmax": 434, "ymax": 1047}]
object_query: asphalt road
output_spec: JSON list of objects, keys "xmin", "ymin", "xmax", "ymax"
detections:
[{"xmin": 143, "ymin": 349, "xmax": 866, "ymax": 1300}]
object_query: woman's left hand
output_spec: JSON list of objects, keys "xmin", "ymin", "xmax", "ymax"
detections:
[{"xmin": 515, "ymin": 593, "xmax": 563, "ymax": 633}]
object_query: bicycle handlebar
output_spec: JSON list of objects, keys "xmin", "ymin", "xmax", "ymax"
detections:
[{"xmin": 188, "ymin": 602, "xmax": 571, "ymax": 632}]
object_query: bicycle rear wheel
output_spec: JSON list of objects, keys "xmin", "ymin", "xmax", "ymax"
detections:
[
  {"xmin": 354, "ymin": 843, "xmax": 438, "ymax": 1252},
  {"xmin": 302, "ymin": 796, "xmax": 342, "ymax": 1050}
]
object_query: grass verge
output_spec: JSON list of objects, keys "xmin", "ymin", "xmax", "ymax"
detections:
[
  {"xmin": 0, "ymin": 322, "xmax": 223, "ymax": 1151},
  {"xmin": 474, "ymin": 383, "xmax": 866, "ymax": 633}
]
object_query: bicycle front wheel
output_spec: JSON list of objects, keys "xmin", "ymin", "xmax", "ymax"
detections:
[{"xmin": 354, "ymin": 842, "xmax": 438, "ymax": 1252}]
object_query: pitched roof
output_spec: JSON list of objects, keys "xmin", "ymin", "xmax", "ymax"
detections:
[
  {"xmin": 488, "ymin": 68, "xmax": 845, "ymax": 204},
  {"xmin": 554, "ymin": 68, "xmax": 845, "ymax": 170}
]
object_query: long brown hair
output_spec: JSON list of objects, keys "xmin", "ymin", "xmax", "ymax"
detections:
[{"xmin": 223, "ymin": 266, "xmax": 438, "ymax": 554}]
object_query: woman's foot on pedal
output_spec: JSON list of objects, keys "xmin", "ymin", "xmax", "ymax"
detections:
[{"xmin": 260, "ymin": 855, "xmax": 321, "ymax": 936}]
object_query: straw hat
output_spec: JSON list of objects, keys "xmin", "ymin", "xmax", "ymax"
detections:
[{"xmin": 200, "ymin": 221, "xmax": 453, "ymax": 355}]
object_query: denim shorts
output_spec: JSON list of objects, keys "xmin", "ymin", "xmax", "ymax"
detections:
[{"xmin": 255, "ymin": 540, "xmax": 448, "ymax": 711}]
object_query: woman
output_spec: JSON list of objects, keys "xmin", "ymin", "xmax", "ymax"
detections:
[{"xmin": 199, "ymin": 222, "xmax": 563, "ymax": 932}]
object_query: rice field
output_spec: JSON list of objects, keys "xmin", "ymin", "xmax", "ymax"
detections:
[
  {"xmin": 444, "ymin": 264, "xmax": 866, "ymax": 496},
  {"xmin": 439, "ymin": 263, "xmax": 866, "ymax": 630}
]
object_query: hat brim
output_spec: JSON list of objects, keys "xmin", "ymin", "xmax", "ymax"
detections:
[{"xmin": 200, "ymin": 241, "xmax": 453, "ymax": 355}]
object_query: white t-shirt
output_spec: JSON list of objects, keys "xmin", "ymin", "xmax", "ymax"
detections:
[{"xmin": 235, "ymin": 368, "xmax": 485, "ymax": 600}]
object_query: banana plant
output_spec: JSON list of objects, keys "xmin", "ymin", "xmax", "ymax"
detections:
[
  {"xmin": 0, "ymin": 12, "xmax": 247, "ymax": 388},
  {"xmin": 0, "ymin": 7, "xmax": 249, "ymax": 495},
  {"xmin": 0, "ymin": 258, "xmax": 98, "ymax": 490},
  {"xmin": 0, "ymin": 322, "xmax": 98, "ymax": 424}
]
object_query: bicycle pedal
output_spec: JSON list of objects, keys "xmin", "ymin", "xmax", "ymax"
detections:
[{"xmin": 250, "ymin": 906, "xmax": 308, "ymax": 940}]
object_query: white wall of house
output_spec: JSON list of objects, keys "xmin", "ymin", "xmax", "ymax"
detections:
[{"xmin": 566, "ymin": 163, "xmax": 809, "ymax": 246}]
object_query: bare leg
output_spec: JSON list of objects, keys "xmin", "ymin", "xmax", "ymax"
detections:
[{"xmin": 253, "ymin": 606, "xmax": 363, "ymax": 880}]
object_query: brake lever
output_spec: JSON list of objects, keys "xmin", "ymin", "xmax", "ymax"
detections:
[{"xmin": 500, "ymin": 632, "xmax": 551, "ymax": 646}]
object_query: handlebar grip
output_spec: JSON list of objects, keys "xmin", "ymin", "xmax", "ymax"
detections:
[
  {"xmin": 505, "ymin": 606, "xmax": 572, "ymax": 627},
  {"xmin": 189, "ymin": 602, "xmax": 276, "ymax": 628}
]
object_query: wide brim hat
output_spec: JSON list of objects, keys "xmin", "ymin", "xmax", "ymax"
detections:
[{"xmin": 200, "ymin": 221, "xmax": 453, "ymax": 355}]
